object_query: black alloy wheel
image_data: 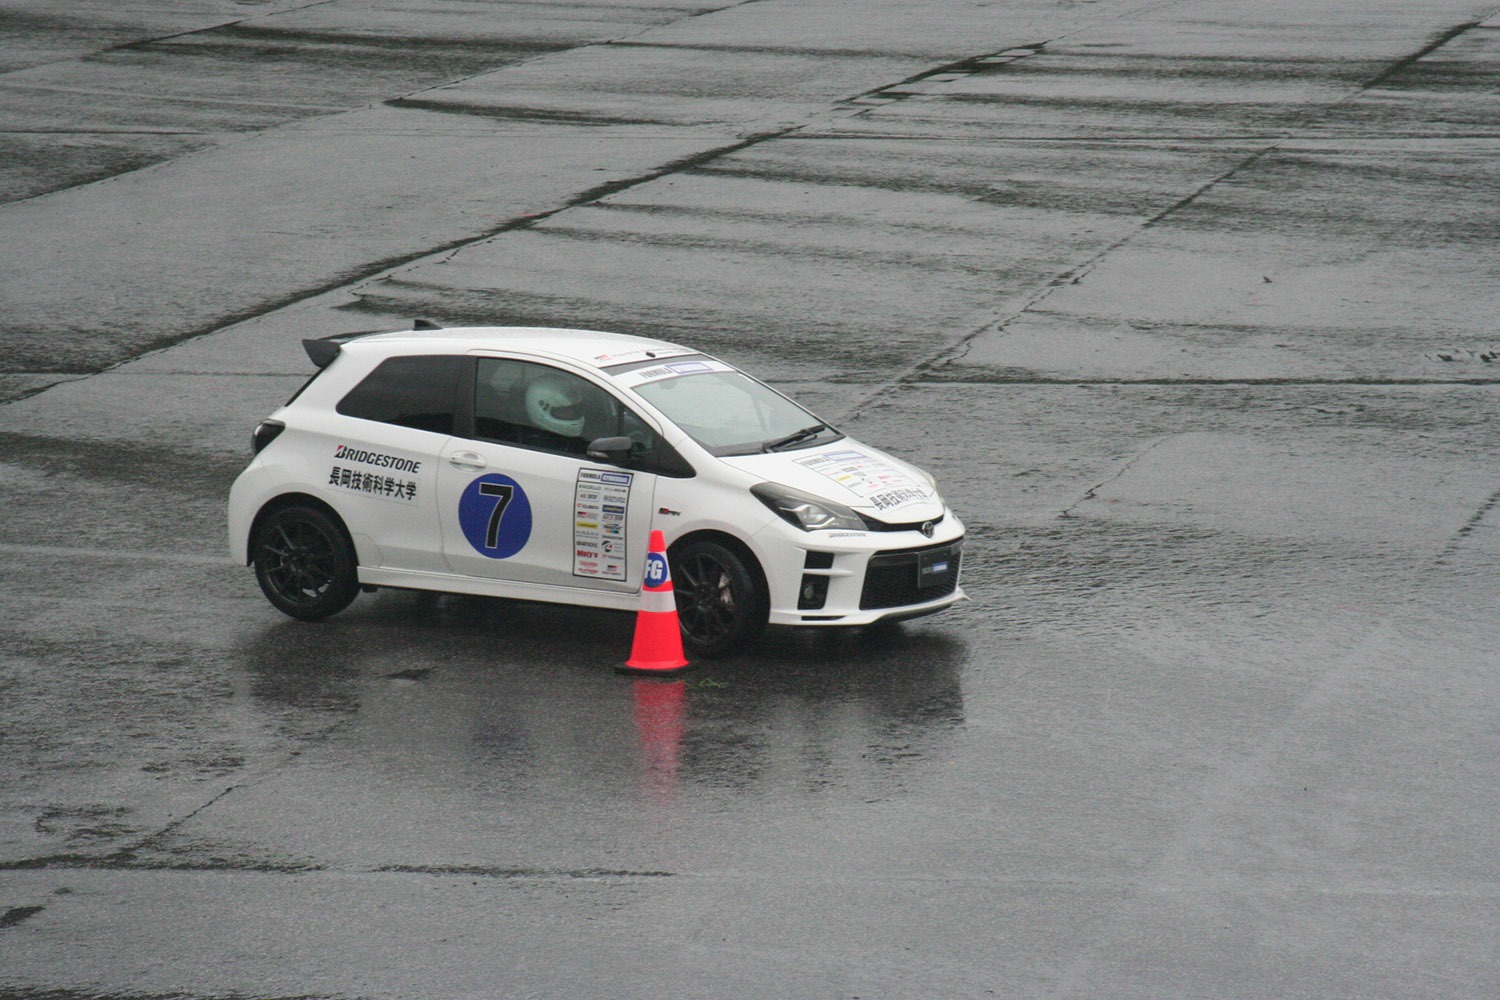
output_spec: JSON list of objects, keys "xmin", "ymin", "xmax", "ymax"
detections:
[
  {"xmin": 670, "ymin": 538, "xmax": 768, "ymax": 657},
  {"xmin": 252, "ymin": 505, "xmax": 360, "ymax": 620}
]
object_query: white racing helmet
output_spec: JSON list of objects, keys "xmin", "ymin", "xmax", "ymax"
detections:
[{"xmin": 525, "ymin": 375, "xmax": 586, "ymax": 437}]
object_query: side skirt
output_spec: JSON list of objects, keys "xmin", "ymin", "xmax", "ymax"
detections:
[{"xmin": 358, "ymin": 566, "xmax": 642, "ymax": 613}]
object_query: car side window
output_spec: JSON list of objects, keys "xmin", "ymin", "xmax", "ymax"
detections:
[
  {"xmin": 336, "ymin": 355, "xmax": 461, "ymax": 435},
  {"xmin": 472, "ymin": 358, "xmax": 693, "ymax": 476},
  {"xmin": 474, "ymin": 358, "xmax": 621, "ymax": 457}
]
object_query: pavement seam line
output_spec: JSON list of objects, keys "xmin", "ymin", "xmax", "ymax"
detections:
[
  {"xmin": 18, "ymin": 711, "xmax": 364, "ymax": 873},
  {"xmin": 1051, "ymin": 617, "xmax": 1406, "ymax": 997},
  {"xmin": 0, "ymin": 0, "xmax": 759, "ymax": 211},
  {"xmin": 0, "ymin": 126, "xmax": 805, "ymax": 406},
  {"xmin": 845, "ymin": 9, "xmax": 1499, "ymax": 421},
  {"xmin": 1360, "ymin": 17, "xmax": 1488, "ymax": 90},
  {"xmin": 0, "ymin": 543, "xmax": 231, "ymax": 566},
  {"xmin": 95, "ymin": 0, "xmax": 344, "ymax": 57},
  {"xmin": 1434, "ymin": 484, "xmax": 1500, "ymax": 565},
  {"xmin": 838, "ymin": 140, "xmax": 1287, "ymax": 421},
  {"xmin": 898, "ymin": 377, "xmax": 1500, "ymax": 386},
  {"xmin": 110, "ymin": 783, "xmax": 242, "ymax": 861}
]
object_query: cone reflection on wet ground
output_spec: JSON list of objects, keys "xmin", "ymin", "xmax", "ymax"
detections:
[{"xmin": 631, "ymin": 678, "xmax": 685, "ymax": 802}]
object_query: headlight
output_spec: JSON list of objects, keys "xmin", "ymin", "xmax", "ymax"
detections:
[{"xmin": 751, "ymin": 483, "xmax": 865, "ymax": 531}]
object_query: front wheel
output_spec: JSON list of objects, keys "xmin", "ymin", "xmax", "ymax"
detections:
[
  {"xmin": 669, "ymin": 539, "xmax": 768, "ymax": 658},
  {"xmin": 251, "ymin": 505, "xmax": 359, "ymax": 620}
]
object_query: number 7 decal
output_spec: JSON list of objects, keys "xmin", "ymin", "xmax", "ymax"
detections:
[
  {"xmin": 457, "ymin": 473, "xmax": 533, "ymax": 559},
  {"xmin": 479, "ymin": 481, "xmax": 514, "ymax": 549}
]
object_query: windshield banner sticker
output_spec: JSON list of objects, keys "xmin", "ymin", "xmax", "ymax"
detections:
[
  {"xmin": 795, "ymin": 449, "xmax": 929, "ymax": 512},
  {"xmin": 617, "ymin": 358, "xmax": 733, "ymax": 389},
  {"xmin": 574, "ymin": 468, "xmax": 631, "ymax": 580},
  {"xmin": 592, "ymin": 346, "xmax": 695, "ymax": 367}
]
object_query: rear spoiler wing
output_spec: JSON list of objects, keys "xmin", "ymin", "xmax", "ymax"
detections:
[{"xmin": 302, "ymin": 320, "xmax": 441, "ymax": 368}]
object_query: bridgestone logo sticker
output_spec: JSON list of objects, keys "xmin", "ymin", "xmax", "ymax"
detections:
[
  {"xmin": 333, "ymin": 444, "xmax": 422, "ymax": 474},
  {"xmin": 329, "ymin": 444, "xmax": 422, "ymax": 502}
]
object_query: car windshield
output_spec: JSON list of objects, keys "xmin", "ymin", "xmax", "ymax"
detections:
[{"xmin": 633, "ymin": 370, "xmax": 840, "ymax": 456}]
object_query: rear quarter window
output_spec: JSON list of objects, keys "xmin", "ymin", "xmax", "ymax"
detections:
[{"xmin": 335, "ymin": 355, "xmax": 462, "ymax": 435}]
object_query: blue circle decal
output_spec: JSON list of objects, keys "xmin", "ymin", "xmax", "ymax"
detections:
[
  {"xmin": 644, "ymin": 551, "xmax": 669, "ymax": 588},
  {"xmin": 457, "ymin": 474, "xmax": 533, "ymax": 559}
]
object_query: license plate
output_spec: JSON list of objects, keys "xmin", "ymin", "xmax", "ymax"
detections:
[{"xmin": 917, "ymin": 548, "xmax": 954, "ymax": 588}]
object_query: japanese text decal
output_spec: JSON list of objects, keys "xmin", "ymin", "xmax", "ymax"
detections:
[{"xmin": 795, "ymin": 449, "xmax": 930, "ymax": 512}]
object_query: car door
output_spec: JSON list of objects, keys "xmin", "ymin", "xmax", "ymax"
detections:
[{"xmin": 436, "ymin": 356, "xmax": 658, "ymax": 593}]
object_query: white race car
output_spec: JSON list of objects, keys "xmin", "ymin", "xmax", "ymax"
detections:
[{"xmin": 228, "ymin": 325, "xmax": 965, "ymax": 655}]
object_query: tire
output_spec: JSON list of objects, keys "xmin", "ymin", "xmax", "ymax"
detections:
[
  {"xmin": 251, "ymin": 505, "xmax": 360, "ymax": 620},
  {"xmin": 669, "ymin": 538, "xmax": 768, "ymax": 657}
]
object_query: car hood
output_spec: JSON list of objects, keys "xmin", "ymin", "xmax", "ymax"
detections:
[{"xmin": 717, "ymin": 439, "xmax": 946, "ymax": 522}]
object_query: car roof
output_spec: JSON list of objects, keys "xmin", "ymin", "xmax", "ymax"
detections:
[{"xmin": 335, "ymin": 325, "xmax": 698, "ymax": 371}]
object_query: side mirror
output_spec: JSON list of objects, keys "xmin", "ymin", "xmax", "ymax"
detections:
[{"xmin": 586, "ymin": 436, "xmax": 633, "ymax": 464}]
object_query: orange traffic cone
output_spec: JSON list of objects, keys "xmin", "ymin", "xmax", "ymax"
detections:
[{"xmin": 618, "ymin": 530, "xmax": 692, "ymax": 676}]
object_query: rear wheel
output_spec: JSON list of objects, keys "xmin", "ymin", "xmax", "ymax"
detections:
[
  {"xmin": 252, "ymin": 505, "xmax": 359, "ymax": 620},
  {"xmin": 670, "ymin": 538, "xmax": 768, "ymax": 657}
]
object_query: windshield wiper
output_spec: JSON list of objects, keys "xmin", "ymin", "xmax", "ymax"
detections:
[{"xmin": 762, "ymin": 423, "xmax": 828, "ymax": 452}]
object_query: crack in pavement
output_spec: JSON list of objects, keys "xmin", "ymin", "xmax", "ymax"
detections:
[{"xmin": 1059, "ymin": 435, "xmax": 1175, "ymax": 520}]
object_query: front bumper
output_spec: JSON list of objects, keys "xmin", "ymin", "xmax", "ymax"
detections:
[{"xmin": 756, "ymin": 514, "xmax": 967, "ymax": 627}]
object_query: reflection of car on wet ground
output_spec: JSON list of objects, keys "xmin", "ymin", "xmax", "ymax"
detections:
[{"xmin": 228, "ymin": 325, "xmax": 965, "ymax": 655}]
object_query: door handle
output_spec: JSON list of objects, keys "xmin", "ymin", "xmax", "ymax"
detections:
[{"xmin": 448, "ymin": 451, "xmax": 487, "ymax": 471}]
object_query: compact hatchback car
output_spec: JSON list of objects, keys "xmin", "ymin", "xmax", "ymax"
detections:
[{"xmin": 228, "ymin": 325, "xmax": 965, "ymax": 655}]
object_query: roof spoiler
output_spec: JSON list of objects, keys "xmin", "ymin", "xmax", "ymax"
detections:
[
  {"xmin": 302, "ymin": 334, "xmax": 356, "ymax": 369},
  {"xmin": 302, "ymin": 320, "xmax": 443, "ymax": 368}
]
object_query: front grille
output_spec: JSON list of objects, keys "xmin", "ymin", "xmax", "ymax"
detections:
[
  {"xmin": 858, "ymin": 511, "xmax": 945, "ymax": 533},
  {"xmin": 859, "ymin": 540, "xmax": 962, "ymax": 610}
]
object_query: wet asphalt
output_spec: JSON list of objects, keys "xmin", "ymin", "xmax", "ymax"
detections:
[{"xmin": 2, "ymin": 1, "xmax": 1500, "ymax": 997}]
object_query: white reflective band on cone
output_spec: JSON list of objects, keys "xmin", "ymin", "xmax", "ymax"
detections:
[{"xmin": 640, "ymin": 586, "xmax": 676, "ymax": 613}]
